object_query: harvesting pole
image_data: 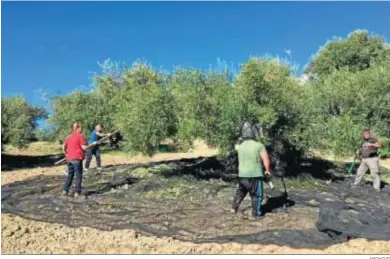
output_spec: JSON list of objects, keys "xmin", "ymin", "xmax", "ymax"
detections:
[
  {"xmin": 348, "ymin": 141, "xmax": 363, "ymax": 175},
  {"xmin": 348, "ymin": 152, "xmax": 360, "ymax": 174}
]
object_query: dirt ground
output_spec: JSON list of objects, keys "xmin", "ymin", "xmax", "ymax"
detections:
[
  {"xmin": 3, "ymin": 214, "xmax": 390, "ymax": 254},
  {"xmin": 2, "ymin": 141, "xmax": 390, "ymax": 254}
]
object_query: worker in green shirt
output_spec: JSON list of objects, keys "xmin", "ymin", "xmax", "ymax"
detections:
[{"xmin": 231, "ymin": 125, "xmax": 271, "ymax": 218}]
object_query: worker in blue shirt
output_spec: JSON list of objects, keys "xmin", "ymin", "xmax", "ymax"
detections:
[{"xmin": 85, "ymin": 124, "xmax": 109, "ymax": 172}]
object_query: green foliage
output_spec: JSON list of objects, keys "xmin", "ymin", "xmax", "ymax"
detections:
[
  {"xmin": 145, "ymin": 181, "xmax": 189, "ymax": 198},
  {"xmin": 112, "ymin": 62, "xmax": 174, "ymax": 155},
  {"xmin": 35, "ymin": 127, "xmax": 57, "ymax": 142},
  {"xmin": 48, "ymin": 90, "xmax": 114, "ymax": 141},
  {"xmin": 235, "ymin": 57, "xmax": 302, "ymax": 146},
  {"xmin": 170, "ymin": 67, "xmax": 242, "ymax": 154},
  {"xmin": 305, "ymin": 30, "xmax": 390, "ymax": 77},
  {"xmin": 21, "ymin": 30, "xmax": 390, "ymax": 166},
  {"xmin": 301, "ymin": 59, "xmax": 390, "ymax": 156},
  {"xmin": 1, "ymin": 96, "xmax": 47, "ymax": 148},
  {"xmin": 169, "ymin": 58, "xmax": 302, "ymax": 155},
  {"xmin": 379, "ymin": 136, "xmax": 390, "ymax": 158}
]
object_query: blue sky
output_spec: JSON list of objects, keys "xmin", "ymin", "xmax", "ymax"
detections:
[{"xmin": 2, "ymin": 1, "xmax": 390, "ymax": 113}]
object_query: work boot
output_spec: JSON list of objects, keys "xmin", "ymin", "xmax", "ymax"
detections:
[{"xmin": 74, "ymin": 192, "xmax": 81, "ymax": 198}]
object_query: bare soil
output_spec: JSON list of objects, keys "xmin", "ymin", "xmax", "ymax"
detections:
[
  {"xmin": 2, "ymin": 141, "xmax": 390, "ymax": 254},
  {"xmin": 3, "ymin": 214, "xmax": 390, "ymax": 254}
]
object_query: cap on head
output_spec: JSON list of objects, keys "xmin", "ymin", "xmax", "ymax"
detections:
[{"xmin": 241, "ymin": 121, "xmax": 256, "ymax": 140}]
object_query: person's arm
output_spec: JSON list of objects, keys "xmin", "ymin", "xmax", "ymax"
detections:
[
  {"xmin": 62, "ymin": 143, "xmax": 67, "ymax": 155},
  {"xmin": 371, "ymin": 140, "xmax": 382, "ymax": 148},
  {"xmin": 96, "ymin": 131, "xmax": 107, "ymax": 137},
  {"xmin": 368, "ymin": 138, "xmax": 382, "ymax": 148},
  {"xmin": 92, "ymin": 132, "xmax": 109, "ymax": 145},
  {"xmin": 259, "ymin": 143, "xmax": 271, "ymax": 175},
  {"xmin": 80, "ymin": 135, "xmax": 88, "ymax": 151},
  {"xmin": 260, "ymin": 151, "xmax": 271, "ymax": 175},
  {"xmin": 63, "ymin": 137, "xmax": 68, "ymax": 155}
]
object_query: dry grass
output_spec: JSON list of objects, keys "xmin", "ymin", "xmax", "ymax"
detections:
[
  {"xmin": 3, "ymin": 141, "xmax": 62, "ymax": 156},
  {"xmin": 382, "ymin": 159, "xmax": 390, "ymax": 170}
]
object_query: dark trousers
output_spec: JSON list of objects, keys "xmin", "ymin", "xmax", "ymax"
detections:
[
  {"xmin": 63, "ymin": 160, "xmax": 83, "ymax": 194},
  {"xmin": 85, "ymin": 147, "xmax": 101, "ymax": 169},
  {"xmin": 232, "ymin": 177, "xmax": 264, "ymax": 217}
]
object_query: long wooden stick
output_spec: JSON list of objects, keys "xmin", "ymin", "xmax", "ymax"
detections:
[{"xmin": 54, "ymin": 130, "xmax": 120, "ymax": 165}]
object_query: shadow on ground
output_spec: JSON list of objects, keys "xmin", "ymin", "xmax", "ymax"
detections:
[
  {"xmin": 2, "ymin": 156, "xmax": 390, "ymax": 249},
  {"xmin": 1, "ymin": 153, "xmax": 64, "ymax": 171}
]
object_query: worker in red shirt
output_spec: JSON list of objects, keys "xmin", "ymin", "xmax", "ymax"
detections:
[{"xmin": 62, "ymin": 122, "xmax": 88, "ymax": 197}]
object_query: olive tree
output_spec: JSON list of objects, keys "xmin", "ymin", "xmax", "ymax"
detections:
[
  {"xmin": 300, "ymin": 60, "xmax": 390, "ymax": 157},
  {"xmin": 305, "ymin": 30, "xmax": 390, "ymax": 78},
  {"xmin": 112, "ymin": 62, "xmax": 175, "ymax": 155},
  {"xmin": 48, "ymin": 91, "xmax": 113, "ymax": 141},
  {"xmin": 169, "ymin": 67, "xmax": 242, "ymax": 154},
  {"xmin": 1, "ymin": 96, "xmax": 47, "ymax": 148},
  {"xmin": 234, "ymin": 57, "xmax": 305, "ymax": 172}
]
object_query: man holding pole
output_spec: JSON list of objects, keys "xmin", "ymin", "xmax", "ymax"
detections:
[
  {"xmin": 62, "ymin": 122, "xmax": 88, "ymax": 197},
  {"xmin": 85, "ymin": 124, "xmax": 109, "ymax": 172},
  {"xmin": 352, "ymin": 129, "xmax": 382, "ymax": 192},
  {"xmin": 231, "ymin": 123, "xmax": 272, "ymax": 218}
]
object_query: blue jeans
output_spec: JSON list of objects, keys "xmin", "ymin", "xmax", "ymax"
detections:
[
  {"xmin": 85, "ymin": 147, "xmax": 101, "ymax": 169},
  {"xmin": 63, "ymin": 160, "xmax": 83, "ymax": 194}
]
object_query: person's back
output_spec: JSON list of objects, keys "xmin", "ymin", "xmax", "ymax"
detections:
[
  {"xmin": 62, "ymin": 123, "xmax": 87, "ymax": 197},
  {"xmin": 65, "ymin": 131, "xmax": 86, "ymax": 161},
  {"xmin": 235, "ymin": 139, "xmax": 265, "ymax": 178},
  {"xmin": 232, "ymin": 138, "xmax": 270, "ymax": 217}
]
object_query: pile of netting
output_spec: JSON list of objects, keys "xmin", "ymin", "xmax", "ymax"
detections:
[{"xmin": 2, "ymin": 154, "xmax": 390, "ymax": 249}]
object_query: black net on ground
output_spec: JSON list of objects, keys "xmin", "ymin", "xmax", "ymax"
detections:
[
  {"xmin": 1, "ymin": 154, "xmax": 63, "ymax": 171},
  {"xmin": 2, "ymin": 156, "xmax": 390, "ymax": 249}
]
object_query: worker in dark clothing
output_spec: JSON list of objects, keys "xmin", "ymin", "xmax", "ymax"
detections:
[
  {"xmin": 85, "ymin": 124, "xmax": 108, "ymax": 172},
  {"xmin": 231, "ymin": 124, "xmax": 271, "ymax": 218},
  {"xmin": 353, "ymin": 129, "xmax": 382, "ymax": 192}
]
